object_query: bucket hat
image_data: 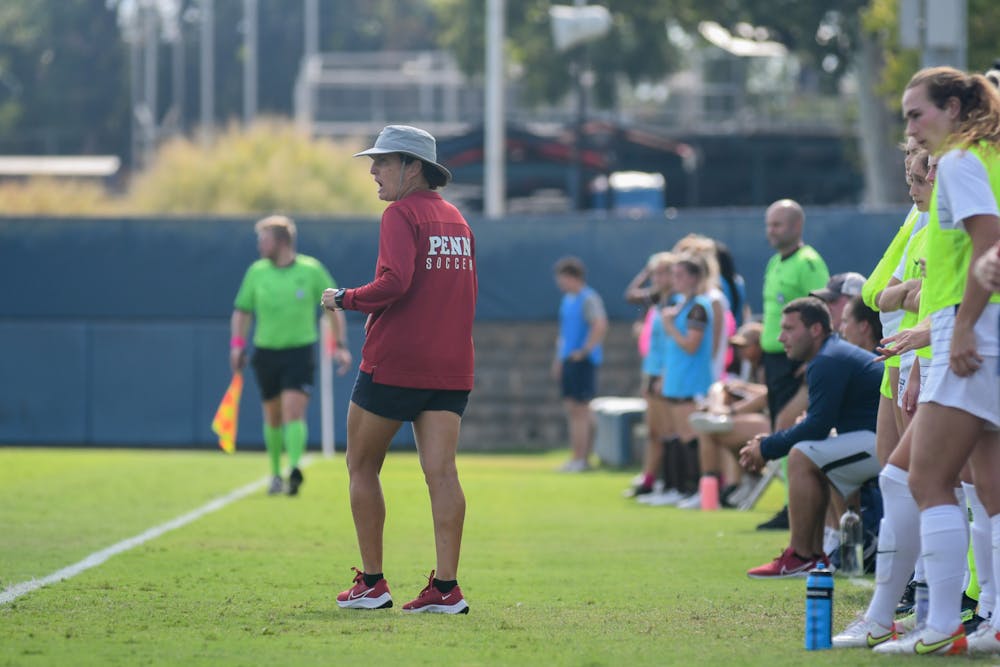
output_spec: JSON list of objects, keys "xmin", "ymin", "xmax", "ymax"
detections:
[{"xmin": 354, "ymin": 125, "xmax": 452, "ymax": 183}]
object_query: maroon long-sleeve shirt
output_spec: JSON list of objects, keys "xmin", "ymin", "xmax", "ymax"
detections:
[{"xmin": 342, "ymin": 190, "xmax": 477, "ymax": 390}]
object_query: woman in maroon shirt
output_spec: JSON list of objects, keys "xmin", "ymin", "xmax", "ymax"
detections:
[{"xmin": 322, "ymin": 125, "xmax": 476, "ymax": 614}]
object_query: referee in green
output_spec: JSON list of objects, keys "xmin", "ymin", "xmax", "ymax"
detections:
[
  {"xmin": 230, "ymin": 215, "xmax": 352, "ymax": 495},
  {"xmin": 757, "ymin": 200, "xmax": 829, "ymax": 529},
  {"xmin": 761, "ymin": 199, "xmax": 830, "ymax": 427}
]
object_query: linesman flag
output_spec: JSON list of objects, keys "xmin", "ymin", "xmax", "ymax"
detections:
[{"xmin": 211, "ymin": 372, "xmax": 244, "ymax": 454}]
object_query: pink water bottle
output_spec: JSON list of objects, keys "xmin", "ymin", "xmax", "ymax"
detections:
[{"xmin": 699, "ymin": 475, "xmax": 720, "ymax": 510}]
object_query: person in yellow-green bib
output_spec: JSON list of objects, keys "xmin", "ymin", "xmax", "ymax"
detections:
[
  {"xmin": 230, "ymin": 215, "xmax": 352, "ymax": 495},
  {"xmin": 862, "ymin": 67, "xmax": 1000, "ymax": 657}
]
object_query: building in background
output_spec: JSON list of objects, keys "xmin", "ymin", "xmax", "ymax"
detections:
[{"xmin": 293, "ymin": 37, "xmax": 861, "ymax": 212}]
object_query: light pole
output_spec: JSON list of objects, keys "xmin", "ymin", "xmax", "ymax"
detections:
[
  {"xmin": 243, "ymin": 0, "xmax": 258, "ymax": 125},
  {"xmin": 200, "ymin": 0, "xmax": 214, "ymax": 145},
  {"xmin": 548, "ymin": 4, "xmax": 611, "ymax": 211},
  {"xmin": 484, "ymin": 0, "xmax": 506, "ymax": 218}
]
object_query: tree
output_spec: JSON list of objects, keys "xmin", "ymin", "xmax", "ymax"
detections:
[
  {"xmin": 865, "ymin": 0, "xmax": 1000, "ymax": 112},
  {"xmin": 429, "ymin": 0, "xmax": 876, "ymax": 110},
  {"xmin": 430, "ymin": 0, "xmax": 685, "ymax": 109},
  {"xmin": 0, "ymin": 0, "xmax": 129, "ymax": 155}
]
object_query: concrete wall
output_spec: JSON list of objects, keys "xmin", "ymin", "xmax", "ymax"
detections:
[{"xmin": 0, "ymin": 207, "xmax": 906, "ymax": 451}]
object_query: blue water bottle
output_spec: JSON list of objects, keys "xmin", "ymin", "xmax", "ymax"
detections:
[{"xmin": 805, "ymin": 566, "xmax": 834, "ymax": 650}]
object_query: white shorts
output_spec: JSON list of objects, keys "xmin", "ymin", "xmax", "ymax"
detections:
[
  {"xmin": 792, "ymin": 430, "xmax": 880, "ymax": 498},
  {"xmin": 898, "ymin": 352, "xmax": 931, "ymax": 406},
  {"xmin": 919, "ymin": 304, "xmax": 1000, "ymax": 428},
  {"xmin": 898, "ymin": 350, "xmax": 915, "ymax": 406}
]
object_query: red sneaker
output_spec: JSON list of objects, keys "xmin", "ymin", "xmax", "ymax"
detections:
[
  {"xmin": 402, "ymin": 570, "xmax": 470, "ymax": 614},
  {"xmin": 747, "ymin": 547, "xmax": 822, "ymax": 579},
  {"xmin": 336, "ymin": 567, "xmax": 393, "ymax": 609}
]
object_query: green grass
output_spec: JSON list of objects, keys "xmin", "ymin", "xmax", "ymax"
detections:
[{"xmin": 0, "ymin": 447, "xmax": 987, "ymax": 665}]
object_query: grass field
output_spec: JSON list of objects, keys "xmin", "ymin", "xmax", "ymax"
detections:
[{"xmin": 0, "ymin": 447, "xmax": 989, "ymax": 666}]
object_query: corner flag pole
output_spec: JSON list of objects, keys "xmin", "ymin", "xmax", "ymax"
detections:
[{"xmin": 319, "ymin": 316, "xmax": 335, "ymax": 457}]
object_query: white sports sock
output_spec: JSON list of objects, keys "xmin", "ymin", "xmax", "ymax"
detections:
[
  {"xmin": 965, "ymin": 483, "xmax": 993, "ymax": 620},
  {"xmin": 866, "ymin": 464, "xmax": 921, "ymax": 628},
  {"xmin": 992, "ymin": 514, "xmax": 1000, "ymax": 631},
  {"xmin": 922, "ymin": 504, "xmax": 970, "ymax": 635},
  {"xmin": 956, "ymin": 485, "xmax": 971, "ymax": 591}
]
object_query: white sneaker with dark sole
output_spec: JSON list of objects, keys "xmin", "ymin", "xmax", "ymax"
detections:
[{"xmin": 832, "ymin": 615, "xmax": 898, "ymax": 648}]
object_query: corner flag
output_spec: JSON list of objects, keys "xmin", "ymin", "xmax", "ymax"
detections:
[{"xmin": 211, "ymin": 372, "xmax": 244, "ymax": 454}]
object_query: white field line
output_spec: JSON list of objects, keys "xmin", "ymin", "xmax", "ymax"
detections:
[{"xmin": 1, "ymin": 475, "xmax": 269, "ymax": 606}]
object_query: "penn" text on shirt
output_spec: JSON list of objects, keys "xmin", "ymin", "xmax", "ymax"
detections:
[{"xmin": 427, "ymin": 235, "xmax": 472, "ymax": 257}]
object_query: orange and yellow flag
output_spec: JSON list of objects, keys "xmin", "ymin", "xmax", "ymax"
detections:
[{"xmin": 211, "ymin": 372, "xmax": 243, "ymax": 454}]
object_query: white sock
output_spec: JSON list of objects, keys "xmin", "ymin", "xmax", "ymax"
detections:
[
  {"xmin": 922, "ymin": 504, "xmax": 970, "ymax": 635},
  {"xmin": 992, "ymin": 514, "xmax": 1000, "ymax": 630},
  {"xmin": 824, "ymin": 525, "xmax": 840, "ymax": 556},
  {"xmin": 956, "ymin": 485, "xmax": 971, "ymax": 591},
  {"xmin": 866, "ymin": 465, "xmax": 921, "ymax": 628},
  {"xmin": 965, "ymin": 483, "xmax": 993, "ymax": 620}
]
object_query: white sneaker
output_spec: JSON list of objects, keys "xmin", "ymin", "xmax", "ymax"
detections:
[
  {"xmin": 267, "ymin": 475, "xmax": 284, "ymax": 495},
  {"xmin": 832, "ymin": 614, "xmax": 897, "ymax": 648},
  {"xmin": 871, "ymin": 624, "xmax": 967, "ymax": 656},
  {"xmin": 967, "ymin": 623, "xmax": 1000, "ymax": 655},
  {"xmin": 638, "ymin": 489, "xmax": 685, "ymax": 506},
  {"xmin": 558, "ymin": 459, "xmax": 590, "ymax": 473},
  {"xmin": 687, "ymin": 411, "xmax": 733, "ymax": 433},
  {"xmin": 676, "ymin": 493, "xmax": 702, "ymax": 509}
]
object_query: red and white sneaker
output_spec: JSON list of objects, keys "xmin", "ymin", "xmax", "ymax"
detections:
[
  {"xmin": 747, "ymin": 547, "xmax": 823, "ymax": 579},
  {"xmin": 966, "ymin": 623, "xmax": 1000, "ymax": 655},
  {"xmin": 336, "ymin": 567, "xmax": 393, "ymax": 610},
  {"xmin": 402, "ymin": 570, "xmax": 470, "ymax": 614}
]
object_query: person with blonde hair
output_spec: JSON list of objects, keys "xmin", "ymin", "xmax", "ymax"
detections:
[
  {"xmin": 625, "ymin": 251, "xmax": 680, "ymax": 499},
  {"xmin": 870, "ymin": 67, "xmax": 1000, "ymax": 656},
  {"xmin": 671, "ymin": 234, "xmax": 730, "ymax": 381},
  {"xmin": 653, "ymin": 252, "xmax": 715, "ymax": 507},
  {"xmin": 230, "ymin": 215, "xmax": 352, "ymax": 496}
]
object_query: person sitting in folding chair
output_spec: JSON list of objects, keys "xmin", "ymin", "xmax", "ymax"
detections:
[
  {"xmin": 689, "ymin": 321, "xmax": 771, "ymax": 509},
  {"xmin": 738, "ymin": 297, "xmax": 883, "ymax": 578}
]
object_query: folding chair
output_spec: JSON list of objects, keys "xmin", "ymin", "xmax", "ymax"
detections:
[{"xmin": 738, "ymin": 459, "xmax": 785, "ymax": 511}]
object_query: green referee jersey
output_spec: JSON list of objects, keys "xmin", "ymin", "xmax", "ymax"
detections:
[
  {"xmin": 234, "ymin": 254, "xmax": 336, "ymax": 350},
  {"xmin": 761, "ymin": 245, "xmax": 830, "ymax": 353}
]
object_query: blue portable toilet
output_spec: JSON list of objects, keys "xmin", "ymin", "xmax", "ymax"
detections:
[{"xmin": 609, "ymin": 171, "xmax": 665, "ymax": 217}]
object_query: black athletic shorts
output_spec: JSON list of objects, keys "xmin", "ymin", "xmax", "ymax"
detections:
[
  {"xmin": 251, "ymin": 345, "xmax": 315, "ymax": 401},
  {"xmin": 351, "ymin": 370, "xmax": 470, "ymax": 422},
  {"xmin": 561, "ymin": 359, "xmax": 597, "ymax": 402}
]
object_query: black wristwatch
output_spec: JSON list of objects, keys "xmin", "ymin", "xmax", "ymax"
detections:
[{"xmin": 333, "ymin": 288, "xmax": 346, "ymax": 310}]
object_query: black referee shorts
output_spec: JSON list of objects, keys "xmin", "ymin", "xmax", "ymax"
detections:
[{"xmin": 251, "ymin": 345, "xmax": 316, "ymax": 401}]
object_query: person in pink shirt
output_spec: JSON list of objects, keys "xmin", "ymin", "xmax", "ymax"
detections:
[{"xmin": 322, "ymin": 125, "xmax": 476, "ymax": 615}]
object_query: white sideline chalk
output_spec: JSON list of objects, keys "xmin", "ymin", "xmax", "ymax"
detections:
[{"xmin": 1, "ymin": 474, "xmax": 270, "ymax": 605}]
